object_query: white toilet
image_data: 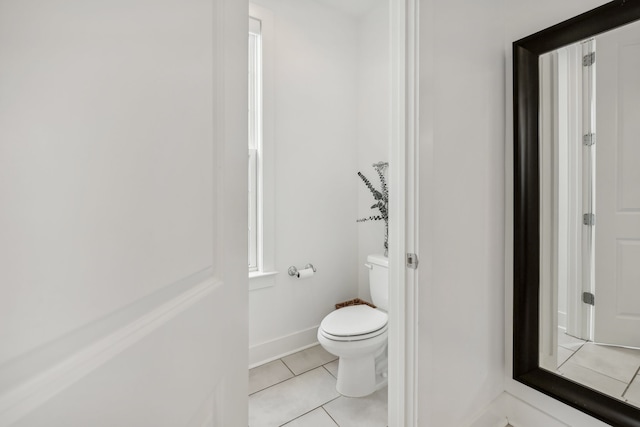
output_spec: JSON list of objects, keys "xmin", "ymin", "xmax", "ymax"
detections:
[{"xmin": 317, "ymin": 254, "xmax": 389, "ymax": 397}]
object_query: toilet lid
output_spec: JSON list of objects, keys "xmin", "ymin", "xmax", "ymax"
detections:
[{"xmin": 320, "ymin": 305, "xmax": 388, "ymax": 337}]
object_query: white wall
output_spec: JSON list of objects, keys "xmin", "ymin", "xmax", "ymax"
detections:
[
  {"xmin": 414, "ymin": 0, "xmax": 620, "ymax": 424},
  {"xmin": 248, "ymin": 0, "xmax": 360, "ymax": 365},
  {"xmin": 0, "ymin": 0, "xmax": 248, "ymax": 425},
  {"xmin": 356, "ymin": 0, "xmax": 390, "ymax": 301},
  {"xmin": 413, "ymin": 0, "xmax": 627, "ymax": 424},
  {"xmin": 247, "ymin": 0, "xmax": 391, "ymax": 365},
  {"xmin": 417, "ymin": 0, "xmax": 506, "ymax": 425},
  {"xmin": 503, "ymin": 0, "xmax": 613, "ymax": 426}
]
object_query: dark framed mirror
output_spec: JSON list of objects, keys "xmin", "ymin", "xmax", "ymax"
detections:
[{"xmin": 513, "ymin": 1, "xmax": 640, "ymax": 426}]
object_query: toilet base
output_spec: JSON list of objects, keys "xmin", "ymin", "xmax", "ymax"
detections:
[
  {"xmin": 317, "ymin": 323, "xmax": 388, "ymax": 398},
  {"xmin": 336, "ymin": 356, "xmax": 374, "ymax": 397},
  {"xmin": 335, "ymin": 347, "xmax": 387, "ymax": 397}
]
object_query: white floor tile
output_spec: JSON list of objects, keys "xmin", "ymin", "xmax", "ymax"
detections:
[
  {"xmin": 624, "ymin": 375, "xmax": 640, "ymax": 407},
  {"xmin": 558, "ymin": 332, "xmax": 586, "ymax": 351},
  {"xmin": 569, "ymin": 343, "xmax": 640, "ymax": 383},
  {"xmin": 282, "ymin": 408, "xmax": 338, "ymax": 427},
  {"xmin": 559, "ymin": 361, "xmax": 627, "ymax": 399},
  {"xmin": 324, "ymin": 386, "xmax": 388, "ymax": 427},
  {"xmin": 282, "ymin": 345, "xmax": 338, "ymax": 375},
  {"xmin": 249, "ymin": 367, "xmax": 340, "ymax": 427},
  {"xmin": 324, "ymin": 360, "xmax": 339, "ymax": 378},
  {"xmin": 557, "ymin": 346, "xmax": 575, "ymax": 368},
  {"xmin": 249, "ymin": 359, "xmax": 294, "ymax": 395}
]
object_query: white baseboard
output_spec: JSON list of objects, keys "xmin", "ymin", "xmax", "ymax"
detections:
[
  {"xmin": 468, "ymin": 393, "xmax": 510, "ymax": 427},
  {"xmin": 249, "ymin": 326, "xmax": 320, "ymax": 368},
  {"xmin": 558, "ymin": 311, "xmax": 567, "ymax": 331},
  {"xmin": 469, "ymin": 392, "xmax": 574, "ymax": 427},
  {"xmin": 469, "ymin": 411, "xmax": 509, "ymax": 427},
  {"xmin": 503, "ymin": 392, "xmax": 571, "ymax": 427}
]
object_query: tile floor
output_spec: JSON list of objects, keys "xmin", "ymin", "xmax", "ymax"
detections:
[
  {"xmin": 249, "ymin": 345, "xmax": 388, "ymax": 427},
  {"xmin": 555, "ymin": 332, "xmax": 640, "ymax": 407}
]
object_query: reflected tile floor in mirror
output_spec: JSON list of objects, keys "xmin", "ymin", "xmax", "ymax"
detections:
[
  {"xmin": 248, "ymin": 344, "xmax": 388, "ymax": 427},
  {"xmin": 556, "ymin": 330, "xmax": 640, "ymax": 407}
]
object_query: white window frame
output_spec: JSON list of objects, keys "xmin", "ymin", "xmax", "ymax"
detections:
[
  {"xmin": 248, "ymin": 18, "xmax": 261, "ymax": 272},
  {"xmin": 248, "ymin": 4, "xmax": 276, "ymax": 288}
]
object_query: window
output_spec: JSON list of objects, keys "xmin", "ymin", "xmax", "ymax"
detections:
[
  {"xmin": 248, "ymin": 6, "xmax": 275, "ymax": 286},
  {"xmin": 248, "ymin": 16, "xmax": 261, "ymax": 272}
]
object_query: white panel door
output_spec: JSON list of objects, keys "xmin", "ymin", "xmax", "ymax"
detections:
[
  {"xmin": 0, "ymin": 0, "xmax": 248, "ymax": 425},
  {"xmin": 594, "ymin": 21, "xmax": 640, "ymax": 348}
]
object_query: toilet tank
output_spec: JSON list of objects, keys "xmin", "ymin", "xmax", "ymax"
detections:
[{"xmin": 367, "ymin": 254, "xmax": 389, "ymax": 311}]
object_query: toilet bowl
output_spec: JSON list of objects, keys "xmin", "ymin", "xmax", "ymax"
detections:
[
  {"xmin": 318, "ymin": 254, "xmax": 389, "ymax": 397},
  {"xmin": 318, "ymin": 301, "xmax": 388, "ymax": 397}
]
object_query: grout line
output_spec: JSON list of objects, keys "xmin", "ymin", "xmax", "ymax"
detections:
[
  {"xmin": 281, "ymin": 358, "xmax": 338, "ymax": 378},
  {"xmin": 249, "ymin": 365, "xmax": 335, "ymax": 396},
  {"xmin": 321, "ymin": 406, "xmax": 340, "ymax": 426},
  {"xmin": 556, "ymin": 346, "xmax": 578, "ymax": 370},
  {"xmin": 322, "ymin": 363, "xmax": 338, "ymax": 379},
  {"xmin": 325, "ymin": 395, "xmax": 341, "ymax": 404},
  {"xmin": 563, "ymin": 360, "xmax": 626, "ymax": 383},
  {"xmin": 559, "ymin": 359, "xmax": 629, "ymax": 400},
  {"xmin": 251, "ymin": 346, "xmax": 335, "ymax": 391},
  {"xmin": 248, "ymin": 359, "xmax": 296, "ymax": 396},
  {"xmin": 321, "ymin": 395, "xmax": 344, "ymax": 425},
  {"xmin": 277, "ymin": 396, "xmax": 342, "ymax": 426},
  {"xmin": 561, "ymin": 343, "xmax": 640, "ymax": 388},
  {"xmin": 278, "ymin": 345, "xmax": 337, "ymax": 377},
  {"xmin": 249, "ymin": 347, "xmax": 353, "ymax": 426},
  {"xmin": 248, "ymin": 375, "xmax": 293, "ymax": 396},
  {"xmin": 621, "ymin": 364, "xmax": 640, "ymax": 399},
  {"xmin": 280, "ymin": 358, "xmax": 297, "ymax": 377},
  {"xmin": 278, "ymin": 406, "xmax": 320, "ymax": 426}
]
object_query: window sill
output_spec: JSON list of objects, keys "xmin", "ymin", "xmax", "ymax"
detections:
[
  {"xmin": 249, "ymin": 270, "xmax": 278, "ymax": 279},
  {"xmin": 249, "ymin": 270, "xmax": 278, "ymax": 291}
]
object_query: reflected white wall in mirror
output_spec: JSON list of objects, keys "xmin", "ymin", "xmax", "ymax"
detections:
[{"xmin": 539, "ymin": 18, "xmax": 640, "ymax": 408}]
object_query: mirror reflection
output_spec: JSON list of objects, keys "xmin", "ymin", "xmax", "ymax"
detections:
[{"xmin": 539, "ymin": 18, "xmax": 640, "ymax": 407}]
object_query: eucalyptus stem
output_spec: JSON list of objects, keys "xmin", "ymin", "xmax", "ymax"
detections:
[{"xmin": 357, "ymin": 162, "xmax": 389, "ymax": 256}]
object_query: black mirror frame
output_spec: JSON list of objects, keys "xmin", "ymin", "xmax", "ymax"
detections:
[{"xmin": 513, "ymin": 1, "xmax": 640, "ymax": 426}]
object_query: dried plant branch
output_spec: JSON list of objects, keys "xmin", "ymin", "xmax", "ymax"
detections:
[{"xmin": 357, "ymin": 162, "xmax": 389, "ymax": 255}]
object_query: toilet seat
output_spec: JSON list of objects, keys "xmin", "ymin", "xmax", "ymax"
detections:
[
  {"xmin": 320, "ymin": 324, "xmax": 388, "ymax": 342},
  {"xmin": 320, "ymin": 305, "xmax": 388, "ymax": 342}
]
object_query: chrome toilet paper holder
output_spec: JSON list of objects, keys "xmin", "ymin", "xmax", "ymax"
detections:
[{"xmin": 288, "ymin": 263, "xmax": 316, "ymax": 276}]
